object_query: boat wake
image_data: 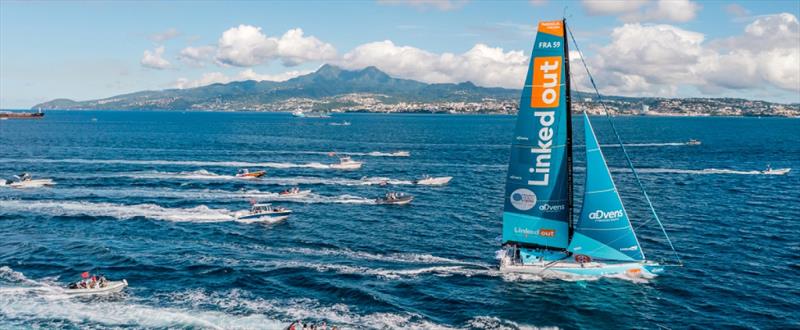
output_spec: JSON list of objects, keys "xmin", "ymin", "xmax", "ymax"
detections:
[
  {"xmin": 612, "ymin": 167, "xmax": 792, "ymax": 175},
  {"xmin": 108, "ymin": 170, "xmax": 415, "ymax": 185},
  {"xmin": 0, "ymin": 158, "xmax": 347, "ymax": 170},
  {"xmin": 0, "ymin": 266, "xmax": 286, "ymax": 329},
  {"xmin": 600, "ymin": 142, "xmax": 692, "ymax": 147},
  {"xmin": 0, "ymin": 200, "xmax": 237, "ymax": 222},
  {"xmin": 1, "ymin": 266, "xmax": 538, "ymax": 329}
]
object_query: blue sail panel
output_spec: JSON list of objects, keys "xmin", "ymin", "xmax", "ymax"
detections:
[
  {"xmin": 503, "ymin": 20, "xmax": 570, "ymax": 248},
  {"xmin": 567, "ymin": 114, "xmax": 644, "ymax": 261}
]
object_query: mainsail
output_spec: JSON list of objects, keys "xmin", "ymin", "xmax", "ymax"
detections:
[
  {"xmin": 567, "ymin": 114, "xmax": 644, "ymax": 261},
  {"xmin": 502, "ymin": 20, "xmax": 571, "ymax": 248}
]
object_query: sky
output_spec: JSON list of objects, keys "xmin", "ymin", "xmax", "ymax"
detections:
[{"xmin": 1, "ymin": 0, "xmax": 798, "ymax": 108}]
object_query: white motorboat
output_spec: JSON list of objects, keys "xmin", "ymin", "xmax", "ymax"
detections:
[
  {"xmin": 761, "ymin": 165, "xmax": 791, "ymax": 175},
  {"xmin": 64, "ymin": 279, "xmax": 128, "ymax": 296},
  {"xmin": 1, "ymin": 173, "xmax": 55, "ymax": 188},
  {"xmin": 278, "ymin": 187, "xmax": 312, "ymax": 197},
  {"xmin": 686, "ymin": 139, "xmax": 701, "ymax": 145},
  {"xmin": 291, "ymin": 110, "xmax": 306, "ymax": 118},
  {"xmin": 236, "ymin": 203, "xmax": 291, "ymax": 224},
  {"xmin": 375, "ymin": 192, "xmax": 414, "ymax": 205},
  {"xmin": 414, "ymin": 175, "xmax": 452, "ymax": 186},
  {"xmin": 330, "ymin": 156, "xmax": 362, "ymax": 170}
]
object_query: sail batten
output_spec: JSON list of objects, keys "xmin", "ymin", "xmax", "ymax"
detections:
[
  {"xmin": 567, "ymin": 114, "xmax": 645, "ymax": 261},
  {"xmin": 502, "ymin": 20, "xmax": 571, "ymax": 248}
]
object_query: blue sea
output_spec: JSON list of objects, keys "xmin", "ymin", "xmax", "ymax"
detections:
[{"xmin": 1, "ymin": 111, "xmax": 798, "ymax": 329}]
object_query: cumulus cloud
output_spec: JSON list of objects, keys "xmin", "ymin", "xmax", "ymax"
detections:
[
  {"xmin": 214, "ymin": 25, "xmax": 336, "ymax": 67},
  {"xmin": 339, "ymin": 41, "xmax": 528, "ymax": 88},
  {"xmin": 178, "ymin": 45, "xmax": 215, "ymax": 66},
  {"xmin": 582, "ymin": 0, "xmax": 700, "ymax": 23},
  {"xmin": 377, "ymin": 0, "xmax": 468, "ymax": 11},
  {"xmin": 173, "ymin": 69, "xmax": 310, "ymax": 89},
  {"xmin": 140, "ymin": 46, "xmax": 171, "ymax": 69},
  {"xmin": 149, "ymin": 28, "xmax": 181, "ymax": 42},
  {"xmin": 572, "ymin": 13, "xmax": 799, "ymax": 97}
]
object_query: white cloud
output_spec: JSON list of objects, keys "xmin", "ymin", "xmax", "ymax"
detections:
[
  {"xmin": 582, "ymin": 0, "xmax": 647, "ymax": 16},
  {"xmin": 572, "ymin": 13, "xmax": 799, "ymax": 97},
  {"xmin": 140, "ymin": 46, "xmax": 171, "ymax": 70},
  {"xmin": 339, "ymin": 41, "xmax": 528, "ymax": 88},
  {"xmin": 275, "ymin": 29, "xmax": 337, "ymax": 66},
  {"xmin": 582, "ymin": 0, "xmax": 700, "ymax": 23},
  {"xmin": 178, "ymin": 45, "xmax": 215, "ymax": 66},
  {"xmin": 173, "ymin": 69, "xmax": 310, "ymax": 89},
  {"xmin": 377, "ymin": 0, "xmax": 468, "ymax": 11},
  {"xmin": 214, "ymin": 25, "xmax": 336, "ymax": 67},
  {"xmin": 150, "ymin": 28, "xmax": 180, "ymax": 42}
]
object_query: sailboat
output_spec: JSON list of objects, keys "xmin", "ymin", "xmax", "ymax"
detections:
[{"xmin": 498, "ymin": 19, "xmax": 678, "ymax": 278}]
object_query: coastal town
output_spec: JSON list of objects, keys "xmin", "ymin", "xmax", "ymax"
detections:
[{"xmin": 186, "ymin": 92, "xmax": 800, "ymax": 117}]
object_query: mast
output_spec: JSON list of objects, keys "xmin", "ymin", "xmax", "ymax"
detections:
[{"xmin": 562, "ymin": 18, "xmax": 574, "ymax": 239}]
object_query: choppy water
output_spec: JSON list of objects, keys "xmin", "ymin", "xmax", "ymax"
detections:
[{"xmin": 1, "ymin": 112, "xmax": 798, "ymax": 329}]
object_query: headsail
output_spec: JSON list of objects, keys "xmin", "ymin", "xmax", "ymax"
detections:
[
  {"xmin": 567, "ymin": 114, "xmax": 644, "ymax": 261},
  {"xmin": 502, "ymin": 20, "xmax": 571, "ymax": 248}
]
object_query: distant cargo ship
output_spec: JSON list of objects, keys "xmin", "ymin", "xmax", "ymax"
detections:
[{"xmin": 0, "ymin": 110, "xmax": 44, "ymax": 119}]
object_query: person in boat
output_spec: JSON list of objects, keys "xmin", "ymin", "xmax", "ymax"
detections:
[{"xmin": 238, "ymin": 169, "xmax": 249, "ymax": 175}]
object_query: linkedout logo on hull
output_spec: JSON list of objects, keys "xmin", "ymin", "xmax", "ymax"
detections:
[
  {"xmin": 528, "ymin": 55, "xmax": 561, "ymax": 187},
  {"xmin": 588, "ymin": 209, "xmax": 624, "ymax": 222},
  {"xmin": 514, "ymin": 227, "xmax": 556, "ymax": 238},
  {"xmin": 510, "ymin": 188, "xmax": 537, "ymax": 211}
]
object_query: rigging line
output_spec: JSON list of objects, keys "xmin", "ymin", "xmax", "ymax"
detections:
[{"xmin": 566, "ymin": 23, "xmax": 682, "ymax": 266}]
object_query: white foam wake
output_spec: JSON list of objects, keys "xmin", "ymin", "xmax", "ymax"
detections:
[
  {"xmin": 0, "ymin": 267, "xmax": 285, "ymax": 329},
  {"xmin": 611, "ymin": 167, "xmax": 791, "ymax": 175},
  {"xmin": 15, "ymin": 187, "xmax": 377, "ymax": 205},
  {"xmin": 0, "ymin": 158, "xmax": 347, "ymax": 170},
  {"xmin": 1, "ymin": 267, "xmax": 546, "ymax": 329},
  {"xmin": 600, "ymin": 142, "xmax": 690, "ymax": 147},
  {"xmin": 108, "ymin": 170, "xmax": 415, "ymax": 186},
  {"xmin": 0, "ymin": 200, "xmax": 237, "ymax": 222}
]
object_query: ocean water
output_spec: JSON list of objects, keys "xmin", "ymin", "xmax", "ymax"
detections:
[{"xmin": 0, "ymin": 111, "xmax": 798, "ymax": 329}]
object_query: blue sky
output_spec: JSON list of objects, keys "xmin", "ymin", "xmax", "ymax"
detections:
[{"xmin": 1, "ymin": 0, "xmax": 798, "ymax": 108}]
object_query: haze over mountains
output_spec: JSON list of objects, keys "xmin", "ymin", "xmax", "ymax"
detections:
[{"xmin": 32, "ymin": 65, "xmax": 799, "ymax": 117}]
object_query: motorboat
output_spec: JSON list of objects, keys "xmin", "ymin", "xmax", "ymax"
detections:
[
  {"xmin": 1, "ymin": 173, "xmax": 55, "ymax": 188},
  {"xmin": 761, "ymin": 165, "xmax": 791, "ymax": 175},
  {"xmin": 279, "ymin": 187, "xmax": 312, "ymax": 197},
  {"xmin": 330, "ymin": 156, "xmax": 362, "ymax": 170},
  {"xmin": 291, "ymin": 110, "xmax": 306, "ymax": 118},
  {"xmin": 235, "ymin": 169, "xmax": 266, "ymax": 178},
  {"xmin": 375, "ymin": 192, "xmax": 414, "ymax": 205},
  {"xmin": 65, "ymin": 276, "xmax": 127, "ymax": 296},
  {"xmin": 236, "ymin": 203, "xmax": 291, "ymax": 224},
  {"xmin": 686, "ymin": 139, "xmax": 701, "ymax": 145},
  {"xmin": 414, "ymin": 175, "xmax": 453, "ymax": 186}
]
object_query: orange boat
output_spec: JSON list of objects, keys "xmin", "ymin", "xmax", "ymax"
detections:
[{"xmin": 235, "ymin": 169, "xmax": 266, "ymax": 178}]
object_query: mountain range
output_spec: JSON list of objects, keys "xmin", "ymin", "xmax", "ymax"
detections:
[
  {"xmin": 31, "ymin": 64, "xmax": 798, "ymax": 117},
  {"xmin": 33, "ymin": 64, "xmax": 522, "ymax": 110}
]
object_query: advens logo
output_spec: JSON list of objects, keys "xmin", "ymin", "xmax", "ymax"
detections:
[
  {"xmin": 589, "ymin": 209, "xmax": 624, "ymax": 221},
  {"xmin": 510, "ymin": 188, "xmax": 537, "ymax": 211}
]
